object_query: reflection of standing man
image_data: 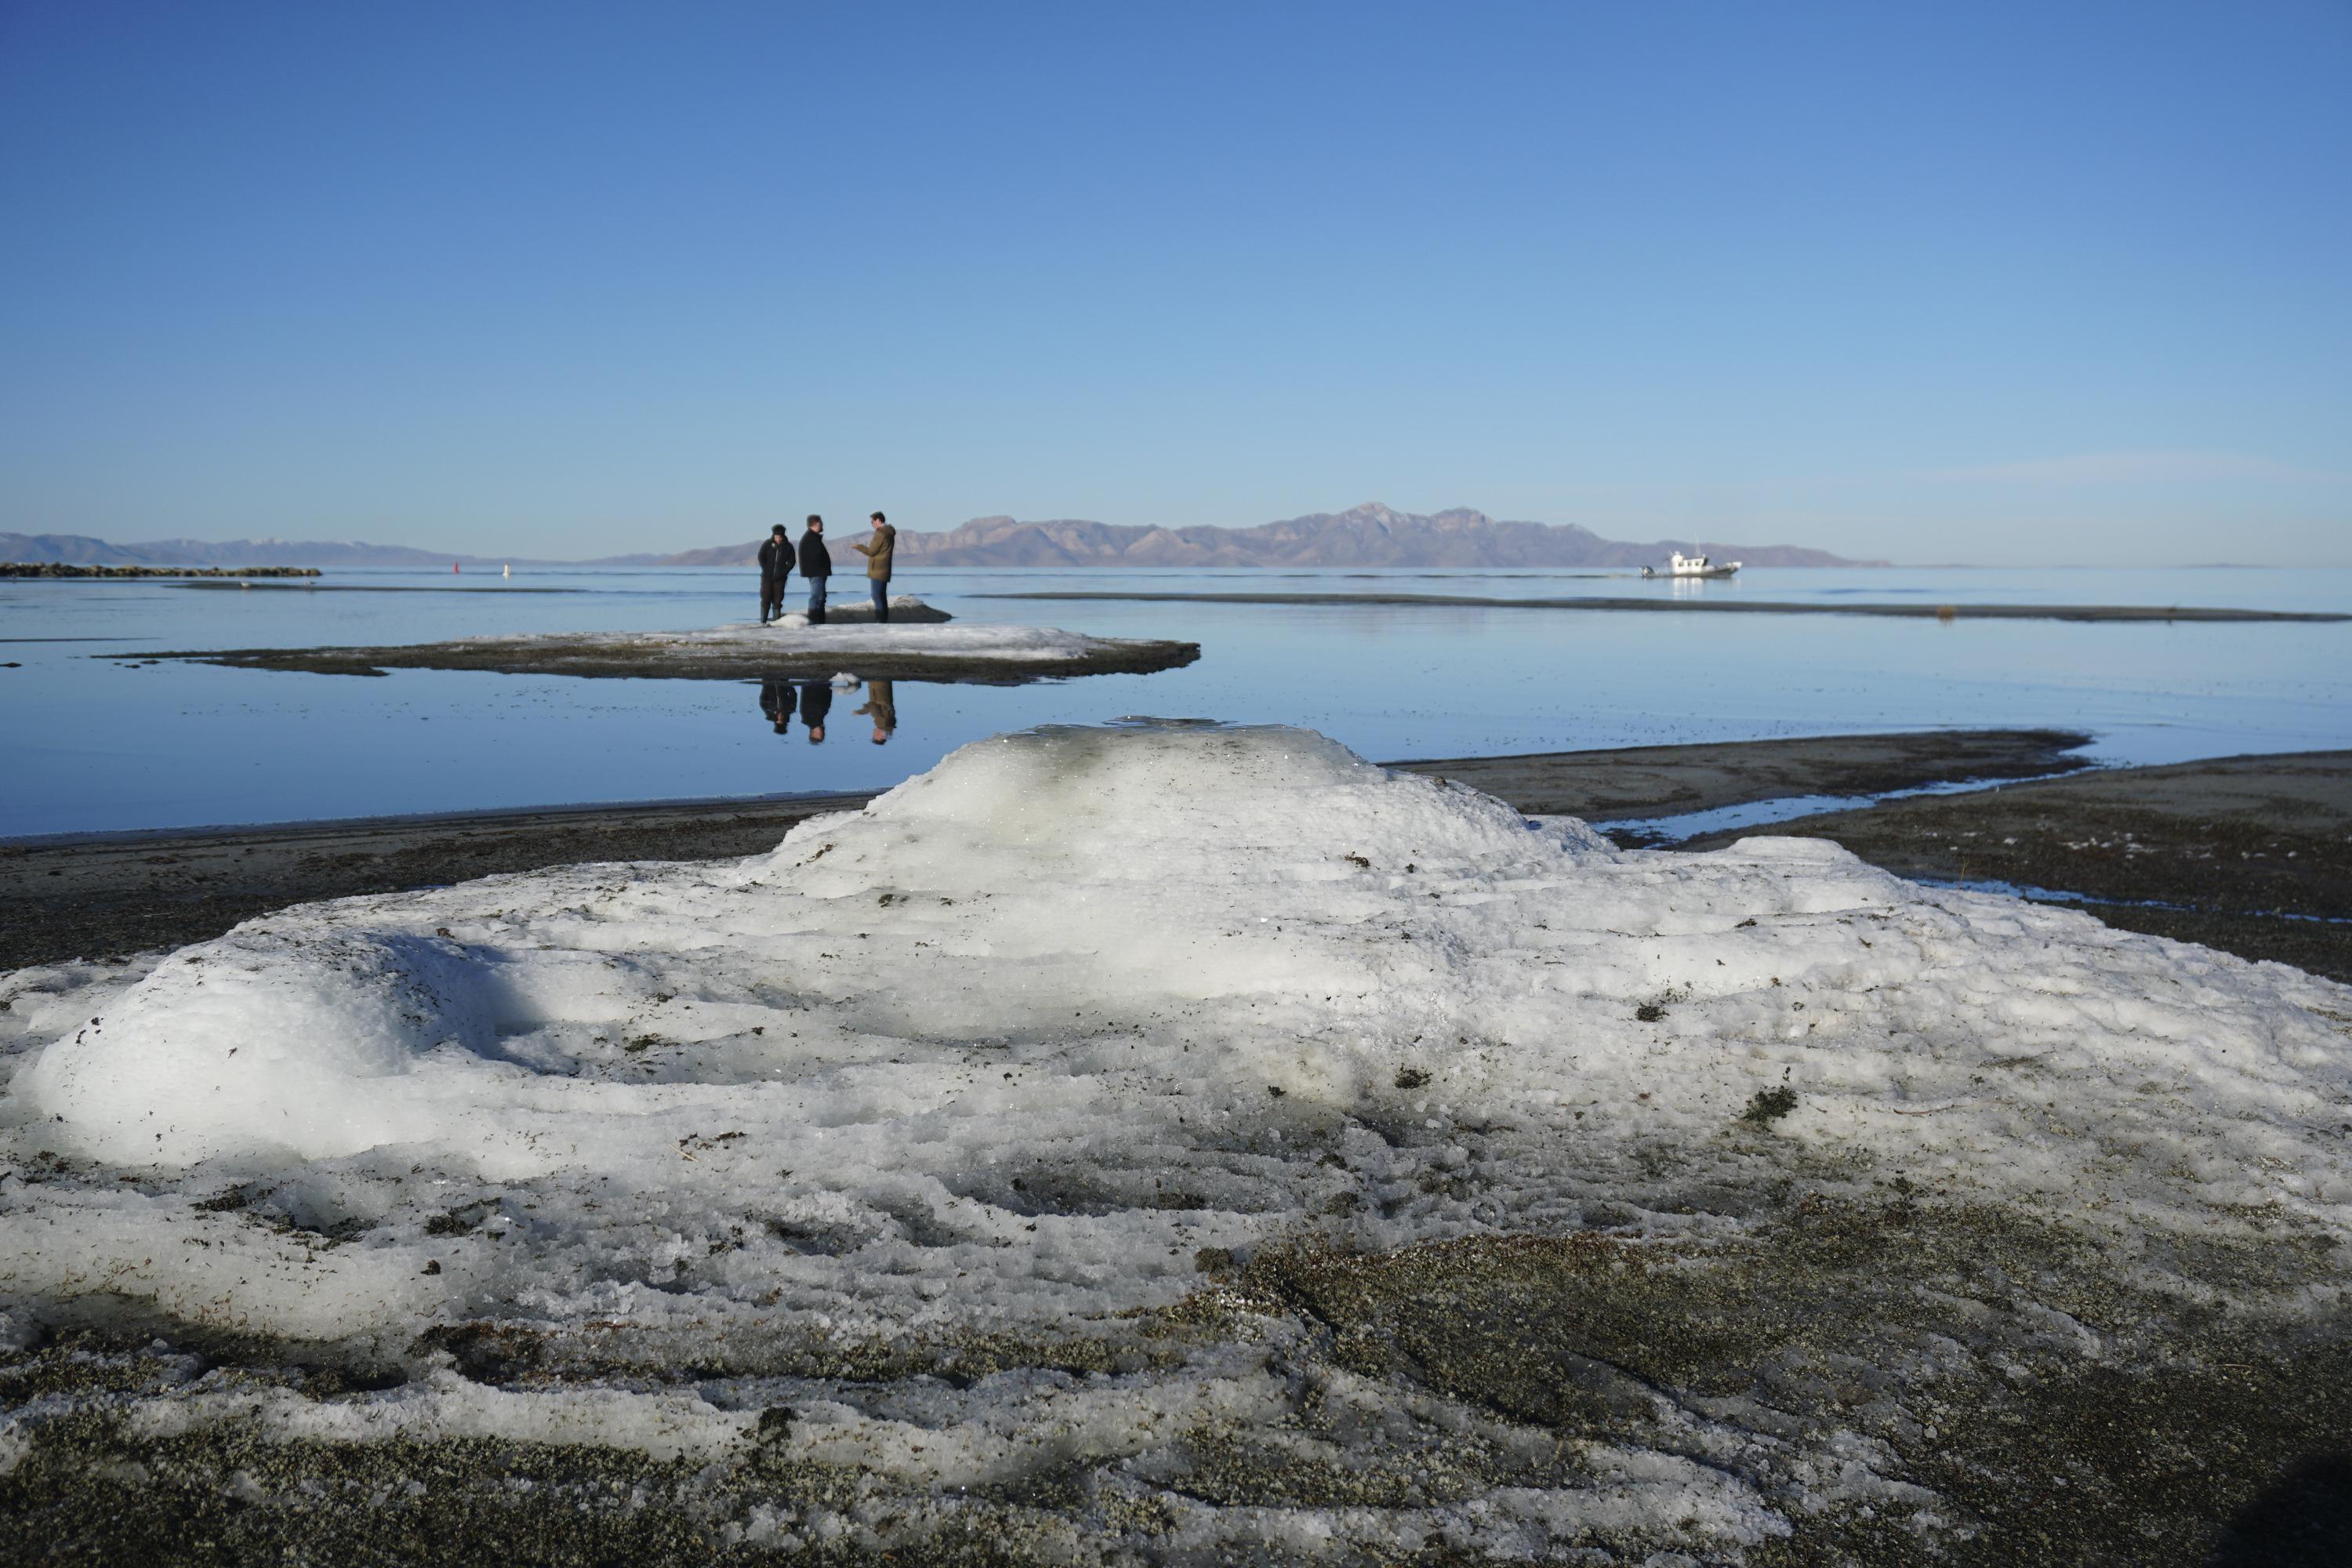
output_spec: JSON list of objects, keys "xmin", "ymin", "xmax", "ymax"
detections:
[
  {"xmin": 851, "ymin": 511, "xmax": 895, "ymax": 622},
  {"xmin": 797, "ymin": 678, "xmax": 831, "ymax": 743},
  {"xmin": 757, "ymin": 524, "xmax": 793, "ymax": 625},
  {"xmin": 760, "ymin": 676, "xmax": 792, "ymax": 734},
  {"xmin": 797, "ymin": 515, "xmax": 832, "ymax": 624},
  {"xmin": 855, "ymin": 678, "xmax": 896, "ymax": 744}
]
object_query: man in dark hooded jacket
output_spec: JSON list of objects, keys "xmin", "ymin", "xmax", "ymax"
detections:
[
  {"xmin": 797, "ymin": 677, "xmax": 832, "ymax": 742},
  {"xmin": 797, "ymin": 515, "xmax": 833, "ymax": 624},
  {"xmin": 757, "ymin": 524, "xmax": 792, "ymax": 624}
]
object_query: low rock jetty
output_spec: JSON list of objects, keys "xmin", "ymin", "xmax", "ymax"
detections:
[{"xmin": 1, "ymin": 562, "xmax": 321, "ymax": 579}]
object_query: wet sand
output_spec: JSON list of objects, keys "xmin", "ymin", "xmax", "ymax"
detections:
[
  {"xmin": 1686, "ymin": 749, "xmax": 2352, "ymax": 982},
  {"xmin": 977, "ymin": 587, "xmax": 2352, "ymax": 622},
  {"xmin": 0, "ymin": 728, "xmax": 2089, "ymax": 974},
  {"xmin": 0, "ymin": 793, "xmax": 869, "ymax": 974},
  {"xmin": 1389, "ymin": 726, "xmax": 2091, "ymax": 818}
]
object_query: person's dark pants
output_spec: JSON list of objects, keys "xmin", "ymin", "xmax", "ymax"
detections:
[
  {"xmin": 805, "ymin": 577, "xmax": 827, "ymax": 623},
  {"xmin": 870, "ymin": 579, "xmax": 890, "ymax": 622},
  {"xmin": 760, "ymin": 574, "xmax": 789, "ymax": 623}
]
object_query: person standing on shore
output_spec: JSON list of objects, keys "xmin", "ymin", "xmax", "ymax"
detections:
[
  {"xmin": 851, "ymin": 510, "xmax": 895, "ymax": 622},
  {"xmin": 797, "ymin": 515, "xmax": 832, "ymax": 624},
  {"xmin": 757, "ymin": 524, "xmax": 793, "ymax": 625}
]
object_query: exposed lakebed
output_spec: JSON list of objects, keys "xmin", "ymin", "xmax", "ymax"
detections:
[{"xmin": 6, "ymin": 722, "xmax": 2351, "ymax": 1563}]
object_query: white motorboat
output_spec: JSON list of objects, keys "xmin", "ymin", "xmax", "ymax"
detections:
[{"xmin": 1642, "ymin": 551, "xmax": 1740, "ymax": 579}]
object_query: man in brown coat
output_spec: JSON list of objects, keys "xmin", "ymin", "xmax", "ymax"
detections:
[
  {"xmin": 855, "ymin": 678, "xmax": 896, "ymax": 745},
  {"xmin": 851, "ymin": 511, "xmax": 895, "ymax": 622}
]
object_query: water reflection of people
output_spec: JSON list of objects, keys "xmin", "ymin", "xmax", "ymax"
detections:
[
  {"xmin": 797, "ymin": 677, "xmax": 831, "ymax": 743},
  {"xmin": 759, "ymin": 676, "xmax": 792, "ymax": 735},
  {"xmin": 855, "ymin": 678, "xmax": 896, "ymax": 744}
]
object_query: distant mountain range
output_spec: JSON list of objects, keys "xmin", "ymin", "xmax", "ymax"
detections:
[
  {"xmin": 2, "ymin": 506, "xmax": 1882, "ymax": 572},
  {"xmin": 0, "ymin": 532, "xmax": 530, "ymax": 568}
]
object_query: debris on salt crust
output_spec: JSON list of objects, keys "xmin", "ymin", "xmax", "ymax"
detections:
[{"xmin": 3, "ymin": 721, "xmax": 2348, "ymax": 1556}]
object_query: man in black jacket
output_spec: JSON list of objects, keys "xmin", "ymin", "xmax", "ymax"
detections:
[
  {"xmin": 797, "ymin": 515, "xmax": 833, "ymax": 624},
  {"xmin": 759, "ymin": 676, "xmax": 792, "ymax": 734},
  {"xmin": 797, "ymin": 677, "xmax": 831, "ymax": 743},
  {"xmin": 757, "ymin": 524, "xmax": 792, "ymax": 625}
]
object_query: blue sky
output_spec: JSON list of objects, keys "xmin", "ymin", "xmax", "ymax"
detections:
[{"xmin": 2, "ymin": 1, "xmax": 2346, "ymax": 563}]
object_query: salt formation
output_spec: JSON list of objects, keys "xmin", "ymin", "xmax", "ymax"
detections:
[
  {"xmin": 459, "ymin": 616, "xmax": 1142, "ymax": 664},
  {"xmin": 3, "ymin": 722, "xmax": 2347, "ymax": 1557}
]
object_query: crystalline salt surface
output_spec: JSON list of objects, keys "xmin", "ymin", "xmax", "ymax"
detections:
[
  {"xmin": 10, "ymin": 719, "xmax": 2350, "ymax": 1319},
  {"xmin": 2, "ymin": 721, "xmax": 2347, "ymax": 1546}
]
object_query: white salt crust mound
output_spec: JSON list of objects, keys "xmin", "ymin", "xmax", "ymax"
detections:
[
  {"xmin": 13, "ymin": 718, "xmax": 2350, "ymax": 1283},
  {"xmin": 3, "ymin": 722, "xmax": 2349, "ymax": 1548}
]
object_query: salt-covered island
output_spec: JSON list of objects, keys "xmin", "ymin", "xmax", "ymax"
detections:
[
  {"xmin": 111, "ymin": 600, "xmax": 1201, "ymax": 682},
  {"xmin": 3, "ymin": 722, "xmax": 2348, "ymax": 1562}
]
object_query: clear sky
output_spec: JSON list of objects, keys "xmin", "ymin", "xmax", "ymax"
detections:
[{"xmin": 2, "ymin": 1, "xmax": 2346, "ymax": 564}]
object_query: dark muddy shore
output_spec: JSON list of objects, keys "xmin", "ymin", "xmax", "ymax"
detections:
[
  {"xmin": 107, "ymin": 629, "xmax": 1201, "ymax": 682},
  {"xmin": 1688, "ymin": 749, "xmax": 2352, "ymax": 982},
  {"xmin": 0, "ymin": 793, "xmax": 868, "ymax": 973},
  {"xmin": 1390, "ymin": 727, "xmax": 2092, "ymax": 819},
  {"xmin": 10, "ymin": 730, "xmax": 2339, "ymax": 981},
  {"xmin": 2, "ymin": 729, "xmax": 2089, "ymax": 974},
  {"xmin": 977, "ymin": 587, "xmax": 2352, "ymax": 623},
  {"xmin": 5, "ymin": 731, "xmax": 2336, "ymax": 983}
]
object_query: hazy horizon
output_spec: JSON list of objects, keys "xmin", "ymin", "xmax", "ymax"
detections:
[
  {"xmin": 3, "ymin": 2, "xmax": 2347, "ymax": 566},
  {"xmin": 13, "ymin": 498, "xmax": 2352, "ymax": 571}
]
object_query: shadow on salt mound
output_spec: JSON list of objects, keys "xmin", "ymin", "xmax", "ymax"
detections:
[{"xmin": 16, "ymin": 929, "xmax": 496, "ymax": 1165}]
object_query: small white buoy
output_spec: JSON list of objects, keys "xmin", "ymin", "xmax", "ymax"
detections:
[{"xmin": 503, "ymin": 563, "xmax": 510, "ymax": 579}]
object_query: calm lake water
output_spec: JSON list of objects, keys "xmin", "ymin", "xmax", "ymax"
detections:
[{"xmin": 3, "ymin": 564, "xmax": 2347, "ymax": 837}]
